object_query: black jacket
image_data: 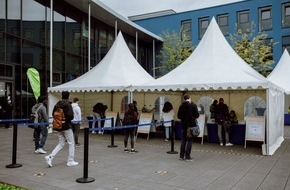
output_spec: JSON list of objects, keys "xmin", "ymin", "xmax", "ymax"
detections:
[{"xmin": 177, "ymin": 101, "xmax": 199, "ymax": 130}]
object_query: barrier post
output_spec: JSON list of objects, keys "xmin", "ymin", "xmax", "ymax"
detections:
[
  {"xmin": 76, "ymin": 126, "xmax": 95, "ymax": 183},
  {"xmin": 108, "ymin": 117, "xmax": 117, "ymax": 148},
  {"xmin": 167, "ymin": 120, "xmax": 178, "ymax": 154},
  {"xmin": 6, "ymin": 121, "xmax": 22, "ymax": 168}
]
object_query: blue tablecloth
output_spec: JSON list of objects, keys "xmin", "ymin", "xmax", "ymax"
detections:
[
  {"xmin": 207, "ymin": 123, "xmax": 245, "ymax": 145},
  {"xmin": 285, "ymin": 114, "xmax": 290, "ymax": 125}
]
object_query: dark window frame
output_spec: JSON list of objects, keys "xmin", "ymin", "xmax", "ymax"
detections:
[
  {"xmin": 181, "ymin": 19, "xmax": 192, "ymax": 41},
  {"xmin": 259, "ymin": 6, "xmax": 272, "ymax": 32},
  {"xmin": 198, "ymin": 17, "xmax": 209, "ymax": 39},
  {"xmin": 217, "ymin": 14, "xmax": 229, "ymax": 36}
]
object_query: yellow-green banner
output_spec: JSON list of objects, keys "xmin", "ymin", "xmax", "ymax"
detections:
[{"xmin": 27, "ymin": 68, "xmax": 40, "ymax": 100}]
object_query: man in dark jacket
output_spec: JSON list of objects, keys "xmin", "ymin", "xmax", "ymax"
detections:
[
  {"xmin": 177, "ymin": 94, "xmax": 199, "ymax": 161},
  {"xmin": 215, "ymin": 98, "xmax": 232, "ymax": 146},
  {"xmin": 45, "ymin": 91, "xmax": 78, "ymax": 167}
]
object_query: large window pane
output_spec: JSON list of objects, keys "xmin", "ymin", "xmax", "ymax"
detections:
[
  {"xmin": 217, "ymin": 14, "xmax": 229, "ymax": 35},
  {"xmin": 181, "ymin": 20, "xmax": 192, "ymax": 41},
  {"xmin": 282, "ymin": 3, "xmax": 290, "ymax": 28},
  {"xmin": 199, "ymin": 17, "xmax": 209, "ymax": 39},
  {"xmin": 259, "ymin": 7, "xmax": 272, "ymax": 31},
  {"xmin": 237, "ymin": 10, "xmax": 250, "ymax": 33}
]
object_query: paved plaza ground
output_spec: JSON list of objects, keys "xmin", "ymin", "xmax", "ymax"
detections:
[{"xmin": 1, "ymin": 125, "xmax": 290, "ymax": 190}]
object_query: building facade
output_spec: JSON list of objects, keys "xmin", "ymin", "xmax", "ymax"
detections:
[
  {"xmin": 0, "ymin": 0, "xmax": 162, "ymax": 119},
  {"xmin": 131, "ymin": 0, "xmax": 290, "ymax": 69}
]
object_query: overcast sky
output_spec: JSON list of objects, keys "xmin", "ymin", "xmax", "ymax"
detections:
[{"xmin": 98, "ymin": 0, "xmax": 244, "ymax": 17}]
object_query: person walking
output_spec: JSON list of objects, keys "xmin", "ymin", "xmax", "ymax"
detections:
[
  {"xmin": 71, "ymin": 97, "xmax": 82, "ymax": 147},
  {"xmin": 177, "ymin": 94, "xmax": 199, "ymax": 161},
  {"xmin": 45, "ymin": 91, "xmax": 78, "ymax": 167},
  {"xmin": 215, "ymin": 98, "xmax": 233, "ymax": 146},
  {"xmin": 32, "ymin": 96, "xmax": 49, "ymax": 154},
  {"xmin": 123, "ymin": 103, "xmax": 138, "ymax": 153},
  {"xmin": 162, "ymin": 101, "xmax": 174, "ymax": 141}
]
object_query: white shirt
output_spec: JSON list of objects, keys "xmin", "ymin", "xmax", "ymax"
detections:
[
  {"xmin": 72, "ymin": 102, "xmax": 82, "ymax": 124},
  {"xmin": 162, "ymin": 109, "xmax": 175, "ymax": 127}
]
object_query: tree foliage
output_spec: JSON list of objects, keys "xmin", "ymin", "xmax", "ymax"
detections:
[
  {"xmin": 156, "ymin": 29, "xmax": 194, "ymax": 76},
  {"xmin": 229, "ymin": 22, "xmax": 274, "ymax": 76}
]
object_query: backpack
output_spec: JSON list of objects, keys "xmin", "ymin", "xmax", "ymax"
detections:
[
  {"xmin": 28, "ymin": 105, "xmax": 42, "ymax": 129},
  {"xmin": 52, "ymin": 107, "xmax": 66, "ymax": 131}
]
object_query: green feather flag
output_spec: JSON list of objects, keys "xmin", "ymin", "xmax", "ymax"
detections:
[{"xmin": 27, "ymin": 68, "xmax": 40, "ymax": 100}]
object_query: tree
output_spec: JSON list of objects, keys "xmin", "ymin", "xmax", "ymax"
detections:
[
  {"xmin": 229, "ymin": 22, "xmax": 274, "ymax": 76},
  {"xmin": 156, "ymin": 29, "xmax": 194, "ymax": 76}
]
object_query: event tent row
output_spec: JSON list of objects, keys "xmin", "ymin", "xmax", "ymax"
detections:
[{"xmin": 48, "ymin": 18, "xmax": 285, "ymax": 155}]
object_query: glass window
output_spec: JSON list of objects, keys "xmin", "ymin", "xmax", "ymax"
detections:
[
  {"xmin": 217, "ymin": 14, "xmax": 229, "ymax": 36},
  {"xmin": 282, "ymin": 36, "xmax": 290, "ymax": 54},
  {"xmin": 282, "ymin": 3, "xmax": 290, "ymax": 28},
  {"xmin": 154, "ymin": 96, "xmax": 170, "ymax": 121},
  {"xmin": 237, "ymin": 10, "xmax": 250, "ymax": 33},
  {"xmin": 259, "ymin": 7, "xmax": 272, "ymax": 31},
  {"xmin": 197, "ymin": 96, "xmax": 214, "ymax": 118},
  {"xmin": 23, "ymin": 29, "xmax": 33, "ymax": 47},
  {"xmin": 244, "ymin": 96, "xmax": 266, "ymax": 119},
  {"xmin": 181, "ymin": 20, "xmax": 192, "ymax": 41},
  {"xmin": 199, "ymin": 17, "xmax": 209, "ymax": 39}
]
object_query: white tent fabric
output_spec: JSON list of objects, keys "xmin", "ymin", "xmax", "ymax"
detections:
[
  {"xmin": 267, "ymin": 49, "xmax": 290, "ymax": 95},
  {"xmin": 132, "ymin": 17, "xmax": 284, "ymax": 156},
  {"xmin": 48, "ymin": 32, "xmax": 154, "ymax": 93},
  {"xmin": 133, "ymin": 18, "xmax": 268, "ymax": 92}
]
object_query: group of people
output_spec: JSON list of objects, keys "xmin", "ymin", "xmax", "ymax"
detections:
[
  {"xmin": 35, "ymin": 92, "xmax": 239, "ymax": 168},
  {"xmin": 30, "ymin": 91, "xmax": 82, "ymax": 167},
  {"xmin": 210, "ymin": 98, "xmax": 238, "ymax": 146}
]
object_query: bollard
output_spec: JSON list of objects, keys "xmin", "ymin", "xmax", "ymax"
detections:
[
  {"xmin": 108, "ymin": 117, "xmax": 117, "ymax": 148},
  {"xmin": 167, "ymin": 120, "xmax": 178, "ymax": 154},
  {"xmin": 6, "ymin": 121, "xmax": 22, "ymax": 168},
  {"xmin": 76, "ymin": 126, "xmax": 95, "ymax": 183}
]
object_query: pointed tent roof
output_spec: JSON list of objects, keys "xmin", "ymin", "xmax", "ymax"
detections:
[
  {"xmin": 133, "ymin": 17, "xmax": 268, "ymax": 92},
  {"xmin": 48, "ymin": 32, "xmax": 154, "ymax": 92},
  {"xmin": 267, "ymin": 49, "xmax": 290, "ymax": 94}
]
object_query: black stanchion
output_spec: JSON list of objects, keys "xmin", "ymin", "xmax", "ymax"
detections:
[
  {"xmin": 167, "ymin": 120, "xmax": 178, "ymax": 154},
  {"xmin": 76, "ymin": 127, "xmax": 95, "ymax": 183},
  {"xmin": 6, "ymin": 122, "xmax": 22, "ymax": 168},
  {"xmin": 108, "ymin": 117, "xmax": 117, "ymax": 148}
]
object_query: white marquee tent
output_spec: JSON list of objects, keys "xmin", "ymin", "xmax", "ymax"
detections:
[
  {"xmin": 48, "ymin": 32, "xmax": 154, "ymax": 93},
  {"xmin": 267, "ymin": 49, "xmax": 290, "ymax": 94},
  {"xmin": 47, "ymin": 32, "xmax": 155, "ymax": 117},
  {"xmin": 267, "ymin": 49, "xmax": 290, "ymax": 112},
  {"xmin": 132, "ymin": 18, "xmax": 284, "ymax": 155}
]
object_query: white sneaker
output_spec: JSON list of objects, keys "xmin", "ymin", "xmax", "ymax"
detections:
[
  {"xmin": 45, "ymin": 155, "xmax": 52, "ymax": 167},
  {"xmin": 37, "ymin": 148, "xmax": 47, "ymax": 154},
  {"xmin": 220, "ymin": 142, "xmax": 223, "ymax": 146},
  {"xmin": 92, "ymin": 131, "xmax": 96, "ymax": 134},
  {"xmin": 226, "ymin": 143, "xmax": 233, "ymax": 146},
  {"xmin": 67, "ymin": 161, "xmax": 79, "ymax": 167}
]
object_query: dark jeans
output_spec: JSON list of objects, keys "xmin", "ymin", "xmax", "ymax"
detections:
[
  {"xmin": 180, "ymin": 129, "xmax": 193, "ymax": 159},
  {"xmin": 71, "ymin": 123, "xmax": 80, "ymax": 144},
  {"xmin": 124, "ymin": 128, "xmax": 135, "ymax": 149},
  {"xmin": 34, "ymin": 125, "xmax": 48, "ymax": 150}
]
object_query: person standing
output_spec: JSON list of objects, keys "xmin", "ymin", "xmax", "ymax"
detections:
[
  {"xmin": 177, "ymin": 94, "xmax": 199, "ymax": 161},
  {"xmin": 45, "ymin": 91, "xmax": 78, "ymax": 167},
  {"xmin": 32, "ymin": 96, "xmax": 49, "ymax": 154},
  {"xmin": 162, "ymin": 102, "xmax": 174, "ymax": 141},
  {"xmin": 210, "ymin": 100, "xmax": 218, "ymax": 120},
  {"xmin": 123, "ymin": 103, "xmax": 138, "ymax": 153},
  {"xmin": 71, "ymin": 97, "xmax": 82, "ymax": 147},
  {"xmin": 215, "ymin": 98, "xmax": 233, "ymax": 146}
]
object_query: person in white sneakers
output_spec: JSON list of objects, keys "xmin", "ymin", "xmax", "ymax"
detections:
[
  {"xmin": 45, "ymin": 91, "xmax": 78, "ymax": 167},
  {"xmin": 32, "ymin": 96, "xmax": 49, "ymax": 154}
]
